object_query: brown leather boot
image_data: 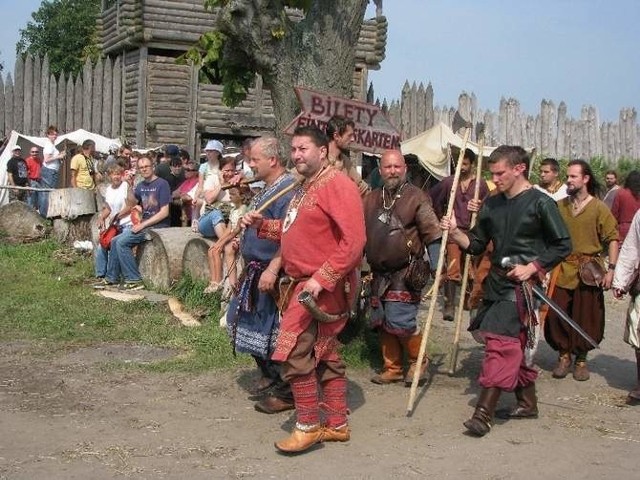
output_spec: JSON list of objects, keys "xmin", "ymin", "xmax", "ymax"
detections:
[
  {"xmin": 463, "ymin": 387, "xmax": 501, "ymax": 437},
  {"xmin": 371, "ymin": 331, "xmax": 404, "ymax": 384},
  {"xmin": 496, "ymin": 383, "xmax": 538, "ymax": 419},
  {"xmin": 402, "ymin": 334, "xmax": 429, "ymax": 387},
  {"xmin": 274, "ymin": 425, "xmax": 323, "ymax": 453},
  {"xmin": 552, "ymin": 352, "xmax": 572, "ymax": 379},
  {"xmin": 442, "ymin": 281, "xmax": 457, "ymax": 321},
  {"xmin": 573, "ymin": 360, "xmax": 590, "ymax": 381}
]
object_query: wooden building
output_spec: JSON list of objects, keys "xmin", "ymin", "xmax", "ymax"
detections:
[{"xmin": 98, "ymin": 0, "xmax": 388, "ymax": 152}]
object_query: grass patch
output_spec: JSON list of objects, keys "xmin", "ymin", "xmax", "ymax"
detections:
[
  {"xmin": 1, "ymin": 239, "xmax": 445, "ymax": 374},
  {"xmin": 0, "ymin": 239, "xmax": 249, "ymax": 372}
]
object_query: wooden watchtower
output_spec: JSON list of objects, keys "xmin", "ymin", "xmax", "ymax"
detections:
[{"xmin": 98, "ymin": 0, "xmax": 387, "ymax": 153}]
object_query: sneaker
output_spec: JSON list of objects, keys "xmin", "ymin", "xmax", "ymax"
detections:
[
  {"xmin": 92, "ymin": 278, "xmax": 116, "ymax": 289},
  {"xmin": 119, "ymin": 281, "xmax": 145, "ymax": 291}
]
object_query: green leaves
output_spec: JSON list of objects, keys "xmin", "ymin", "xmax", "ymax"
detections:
[
  {"xmin": 16, "ymin": 0, "xmax": 101, "ymax": 76},
  {"xmin": 177, "ymin": 29, "xmax": 253, "ymax": 107}
]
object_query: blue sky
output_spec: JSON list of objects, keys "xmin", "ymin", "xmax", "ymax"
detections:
[{"xmin": 1, "ymin": 0, "xmax": 638, "ymax": 122}]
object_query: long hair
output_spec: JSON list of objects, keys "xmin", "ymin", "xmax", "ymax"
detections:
[{"xmin": 567, "ymin": 159, "xmax": 600, "ymax": 197}]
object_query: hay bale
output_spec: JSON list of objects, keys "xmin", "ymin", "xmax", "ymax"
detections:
[{"xmin": 182, "ymin": 237, "xmax": 214, "ymax": 282}]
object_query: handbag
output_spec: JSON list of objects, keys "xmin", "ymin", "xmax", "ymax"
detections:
[
  {"xmin": 579, "ymin": 258, "xmax": 606, "ymax": 287},
  {"xmin": 99, "ymin": 218, "xmax": 121, "ymax": 250},
  {"xmin": 404, "ymin": 254, "xmax": 431, "ymax": 291},
  {"xmin": 399, "ymin": 218, "xmax": 430, "ymax": 291}
]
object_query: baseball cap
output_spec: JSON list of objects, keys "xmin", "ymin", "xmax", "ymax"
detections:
[
  {"xmin": 12, "ymin": 145, "xmax": 22, "ymax": 151},
  {"xmin": 204, "ymin": 139, "xmax": 224, "ymax": 154},
  {"xmin": 165, "ymin": 144, "xmax": 180, "ymax": 156}
]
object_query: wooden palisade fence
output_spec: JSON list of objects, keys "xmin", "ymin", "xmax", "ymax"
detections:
[{"xmin": 376, "ymin": 81, "xmax": 638, "ymax": 163}]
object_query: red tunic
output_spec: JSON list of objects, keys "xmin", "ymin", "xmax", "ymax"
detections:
[
  {"xmin": 259, "ymin": 167, "xmax": 366, "ymax": 363},
  {"xmin": 611, "ymin": 188, "xmax": 640, "ymax": 243}
]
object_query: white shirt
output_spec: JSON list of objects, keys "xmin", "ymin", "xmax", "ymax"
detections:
[
  {"xmin": 42, "ymin": 140, "xmax": 61, "ymax": 171},
  {"xmin": 534, "ymin": 183, "xmax": 568, "ymax": 201},
  {"xmin": 105, "ymin": 182, "xmax": 132, "ymax": 227}
]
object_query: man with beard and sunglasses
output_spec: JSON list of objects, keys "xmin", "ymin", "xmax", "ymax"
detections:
[{"xmin": 363, "ymin": 149, "xmax": 441, "ymax": 387}]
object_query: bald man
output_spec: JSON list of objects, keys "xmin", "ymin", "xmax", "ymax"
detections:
[{"xmin": 363, "ymin": 149, "xmax": 441, "ymax": 387}]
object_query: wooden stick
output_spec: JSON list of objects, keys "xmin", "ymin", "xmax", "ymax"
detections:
[
  {"xmin": 227, "ymin": 180, "xmax": 300, "ymax": 239},
  {"xmin": 407, "ymin": 126, "xmax": 472, "ymax": 415},
  {"xmin": 0, "ymin": 185, "xmax": 54, "ymax": 192},
  {"xmin": 220, "ymin": 179, "xmax": 263, "ymax": 190},
  {"xmin": 447, "ymin": 137, "xmax": 485, "ymax": 376}
]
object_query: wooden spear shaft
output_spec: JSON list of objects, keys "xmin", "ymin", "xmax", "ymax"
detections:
[
  {"xmin": 447, "ymin": 137, "xmax": 485, "ymax": 376},
  {"xmin": 227, "ymin": 179, "xmax": 300, "ymax": 239},
  {"xmin": 406, "ymin": 126, "xmax": 472, "ymax": 415}
]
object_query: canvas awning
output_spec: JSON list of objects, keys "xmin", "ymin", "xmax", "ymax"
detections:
[
  {"xmin": 0, "ymin": 129, "xmax": 121, "ymax": 206},
  {"xmin": 401, "ymin": 122, "xmax": 497, "ymax": 180}
]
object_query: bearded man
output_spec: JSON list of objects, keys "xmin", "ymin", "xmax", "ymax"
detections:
[
  {"xmin": 363, "ymin": 149, "xmax": 441, "ymax": 386},
  {"xmin": 242, "ymin": 125, "xmax": 365, "ymax": 453}
]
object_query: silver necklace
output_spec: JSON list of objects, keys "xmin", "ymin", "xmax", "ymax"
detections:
[{"xmin": 378, "ymin": 182, "xmax": 406, "ymax": 224}]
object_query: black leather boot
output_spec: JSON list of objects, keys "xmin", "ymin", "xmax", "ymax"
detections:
[
  {"xmin": 463, "ymin": 387, "xmax": 501, "ymax": 436},
  {"xmin": 442, "ymin": 281, "xmax": 457, "ymax": 321},
  {"xmin": 496, "ymin": 383, "xmax": 538, "ymax": 419}
]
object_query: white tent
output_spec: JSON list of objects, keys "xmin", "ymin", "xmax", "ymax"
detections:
[
  {"xmin": 0, "ymin": 129, "xmax": 121, "ymax": 206},
  {"xmin": 401, "ymin": 122, "xmax": 497, "ymax": 180}
]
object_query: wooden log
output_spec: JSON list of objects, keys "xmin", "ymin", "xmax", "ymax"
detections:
[
  {"xmin": 40, "ymin": 55, "xmax": 50, "ymax": 133},
  {"xmin": 48, "ymin": 76, "xmax": 57, "ymax": 127},
  {"xmin": 47, "ymin": 188, "xmax": 97, "ymax": 219},
  {"xmin": 83, "ymin": 59, "xmax": 93, "ymax": 128},
  {"xmin": 102, "ymin": 58, "xmax": 113, "ymax": 138},
  {"xmin": 23, "ymin": 55, "xmax": 33, "ymax": 134},
  {"xmin": 5, "ymin": 74, "xmax": 14, "ymax": 137},
  {"xmin": 65, "ymin": 74, "xmax": 75, "ymax": 133},
  {"xmin": 92, "ymin": 58, "xmax": 104, "ymax": 132},
  {"xmin": 89, "ymin": 212, "xmax": 101, "ymax": 248},
  {"xmin": 182, "ymin": 237, "xmax": 214, "ymax": 282},
  {"xmin": 14, "ymin": 56, "xmax": 24, "ymax": 132},
  {"xmin": 136, "ymin": 227, "xmax": 202, "ymax": 291},
  {"xmin": 112, "ymin": 56, "xmax": 123, "ymax": 137},
  {"xmin": 32, "ymin": 56, "xmax": 42, "ymax": 135},
  {"xmin": 0, "ymin": 74, "xmax": 5, "ymax": 136},
  {"xmin": 57, "ymin": 75, "xmax": 67, "ymax": 131},
  {"xmin": 52, "ymin": 214, "xmax": 94, "ymax": 245},
  {"xmin": 74, "ymin": 76, "xmax": 84, "ymax": 130},
  {"xmin": 0, "ymin": 201, "xmax": 47, "ymax": 242}
]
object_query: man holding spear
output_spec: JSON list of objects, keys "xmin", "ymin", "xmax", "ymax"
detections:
[{"xmin": 441, "ymin": 145, "xmax": 571, "ymax": 437}]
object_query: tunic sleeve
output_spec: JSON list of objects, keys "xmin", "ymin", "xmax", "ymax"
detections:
[
  {"xmin": 613, "ymin": 210, "xmax": 640, "ymax": 290},
  {"xmin": 312, "ymin": 177, "xmax": 366, "ymax": 292},
  {"xmin": 533, "ymin": 197, "xmax": 572, "ymax": 271},
  {"xmin": 257, "ymin": 219, "xmax": 283, "ymax": 243}
]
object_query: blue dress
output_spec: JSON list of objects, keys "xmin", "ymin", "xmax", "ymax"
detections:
[{"xmin": 227, "ymin": 174, "xmax": 296, "ymax": 358}]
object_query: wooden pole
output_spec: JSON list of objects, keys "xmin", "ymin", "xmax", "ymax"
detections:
[
  {"xmin": 0, "ymin": 185, "xmax": 55, "ymax": 192},
  {"xmin": 447, "ymin": 137, "xmax": 485, "ymax": 376},
  {"xmin": 406, "ymin": 126, "xmax": 471, "ymax": 415}
]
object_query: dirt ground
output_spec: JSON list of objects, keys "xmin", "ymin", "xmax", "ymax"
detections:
[{"xmin": 1, "ymin": 293, "xmax": 638, "ymax": 479}]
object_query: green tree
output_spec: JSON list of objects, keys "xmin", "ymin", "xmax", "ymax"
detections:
[
  {"xmin": 16, "ymin": 0, "xmax": 101, "ymax": 76},
  {"xmin": 182, "ymin": 0, "xmax": 371, "ymax": 135}
]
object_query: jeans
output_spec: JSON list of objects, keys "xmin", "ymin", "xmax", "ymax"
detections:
[
  {"xmin": 40, "ymin": 167, "xmax": 59, "ymax": 217},
  {"xmin": 198, "ymin": 208, "xmax": 225, "ymax": 238},
  {"xmin": 26, "ymin": 179, "xmax": 41, "ymax": 211},
  {"xmin": 105, "ymin": 227, "xmax": 148, "ymax": 283},
  {"xmin": 95, "ymin": 225, "xmax": 132, "ymax": 277}
]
